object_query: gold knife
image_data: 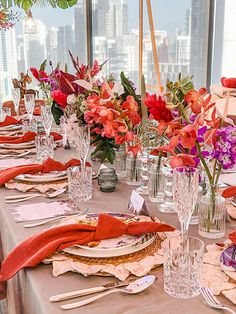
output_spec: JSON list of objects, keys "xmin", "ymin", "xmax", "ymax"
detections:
[{"xmin": 49, "ymin": 278, "xmax": 136, "ymax": 302}]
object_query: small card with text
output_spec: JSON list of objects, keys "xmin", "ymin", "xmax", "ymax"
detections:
[{"xmin": 128, "ymin": 190, "xmax": 149, "ymax": 216}]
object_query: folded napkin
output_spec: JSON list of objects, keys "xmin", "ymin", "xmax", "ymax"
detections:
[
  {"xmin": 0, "ymin": 157, "xmax": 87, "ymax": 185},
  {"xmin": 229, "ymin": 231, "xmax": 236, "ymax": 244},
  {"xmin": 0, "ymin": 131, "xmax": 62, "ymax": 144},
  {"xmin": 0, "ymin": 116, "xmax": 21, "ymax": 127},
  {"xmin": 0, "ymin": 214, "xmax": 174, "ymax": 281},
  {"xmin": 222, "ymin": 186, "xmax": 236, "ymax": 198}
]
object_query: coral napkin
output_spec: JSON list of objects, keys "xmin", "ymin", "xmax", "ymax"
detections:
[
  {"xmin": 229, "ymin": 231, "xmax": 236, "ymax": 244},
  {"xmin": 0, "ymin": 131, "xmax": 62, "ymax": 144},
  {"xmin": 0, "ymin": 157, "xmax": 86, "ymax": 185},
  {"xmin": 0, "ymin": 116, "xmax": 21, "ymax": 127},
  {"xmin": 0, "ymin": 214, "xmax": 174, "ymax": 281}
]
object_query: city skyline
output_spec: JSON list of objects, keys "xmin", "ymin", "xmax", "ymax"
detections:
[{"xmin": 1, "ymin": 0, "xmax": 207, "ymax": 100}]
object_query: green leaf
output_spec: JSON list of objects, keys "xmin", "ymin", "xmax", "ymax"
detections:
[
  {"xmin": 51, "ymin": 101, "xmax": 64, "ymax": 125},
  {"xmin": 120, "ymin": 71, "xmax": 141, "ymax": 107},
  {"xmin": 39, "ymin": 59, "xmax": 47, "ymax": 72}
]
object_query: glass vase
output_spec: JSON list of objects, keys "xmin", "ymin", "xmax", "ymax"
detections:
[
  {"xmin": 148, "ymin": 164, "xmax": 165, "ymax": 203},
  {"xmin": 198, "ymin": 184, "xmax": 226, "ymax": 239},
  {"xmin": 125, "ymin": 154, "xmax": 141, "ymax": 186},
  {"xmin": 114, "ymin": 146, "xmax": 126, "ymax": 178}
]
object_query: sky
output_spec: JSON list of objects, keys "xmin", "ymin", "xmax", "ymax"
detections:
[{"xmin": 13, "ymin": 0, "xmax": 191, "ymax": 36}]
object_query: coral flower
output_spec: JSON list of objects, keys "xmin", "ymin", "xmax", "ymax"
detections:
[
  {"xmin": 144, "ymin": 94, "xmax": 173, "ymax": 122},
  {"xmin": 184, "ymin": 88, "xmax": 207, "ymax": 114}
]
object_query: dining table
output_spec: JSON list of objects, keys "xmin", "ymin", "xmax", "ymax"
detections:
[{"xmin": 0, "ymin": 146, "xmax": 235, "ymax": 314}]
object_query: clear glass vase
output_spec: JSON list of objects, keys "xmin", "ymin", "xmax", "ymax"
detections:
[
  {"xmin": 125, "ymin": 154, "xmax": 141, "ymax": 186},
  {"xmin": 198, "ymin": 184, "xmax": 226, "ymax": 239},
  {"xmin": 148, "ymin": 164, "xmax": 165, "ymax": 203},
  {"xmin": 114, "ymin": 146, "xmax": 126, "ymax": 178}
]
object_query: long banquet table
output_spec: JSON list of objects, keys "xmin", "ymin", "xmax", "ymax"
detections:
[{"xmin": 0, "ymin": 147, "xmax": 235, "ymax": 314}]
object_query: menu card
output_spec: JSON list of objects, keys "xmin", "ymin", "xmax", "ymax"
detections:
[{"xmin": 11, "ymin": 201, "xmax": 72, "ymax": 222}]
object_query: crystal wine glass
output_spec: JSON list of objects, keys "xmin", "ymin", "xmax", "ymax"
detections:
[
  {"xmin": 74, "ymin": 124, "xmax": 90, "ymax": 171},
  {"xmin": 12, "ymin": 88, "xmax": 21, "ymax": 115},
  {"xmin": 41, "ymin": 105, "xmax": 53, "ymax": 137},
  {"xmin": 24, "ymin": 94, "xmax": 35, "ymax": 120},
  {"xmin": 172, "ymin": 167, "xmax": 199, "ymax": 239}
]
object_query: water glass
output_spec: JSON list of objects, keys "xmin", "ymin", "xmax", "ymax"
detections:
[
  {"xmin": 148, "ymin": 165, "xmax": 165, "ymax": 203},
  {"xmin": 12, "ymin": 88, "xmax": 21, "ymax": 115},
  {"xmin": 163, "ymin": 236, "xmax": 204, "ymax": 299},
  {"xmin": 67, "ymin": 166, "xmax": 92, "ymax": 203},
  {"xmin": 98, "ymin": 168, "xmax": 118, "ymax": 192},
  {"xmin": 24, "ymin": 94, "xmax": 35, "ymax": 120},
  {"xmin": 35, "ymin": 135, "xmax": 54, "ymax": 163},
  {"xmin": 114, "ymin": 146, "xmax": 126, "ymax": 178},
  {"xmin": 41, "ymin": 105, "xmax": 53, "ymax": 137},
  {"xmin": 22, "ymin": 118, "xmax": 37, "ymax": 134},
  {"xmin": 172, "ymin": 167, "xmax": 199, "ymax": 238},
  {"xmin": 159, "ymin": 166, "xmax": 176, "ymax": 213}
]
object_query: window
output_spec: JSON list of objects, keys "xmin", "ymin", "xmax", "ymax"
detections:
[{"xmin": 0, "ymin": 0, "xmax": 221, "ymax": 102}]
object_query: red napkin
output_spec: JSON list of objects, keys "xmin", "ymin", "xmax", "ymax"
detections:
[
  {"xmin": 0, "ymin": 116, "xmax": 21, "ymax": 127},
  {"xmin": 229, "ymin": 231, "xmax": 236, "ymax": 244},
  {"xmin": 222, "ymin": 186, "xmax": 236, "ymax": 198},
  {"xmin": 0, "ymin": 131, "xmax": 62, "ymax": 144},
  {"xmin": 221, "ymin": 77, "xmax": 236, "ymax": 89},
  {"xmin": 0, "ymin": 157, "xmax": 88, "ymax": 185},
  {"xmin": 0, "ymin": 214, "xmax": 174, "ymax": 281}
]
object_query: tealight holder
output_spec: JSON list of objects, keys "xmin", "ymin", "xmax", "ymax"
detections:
[{"xmin": 98, "ymin": 168, "xmax": 118, "ymax": 192}]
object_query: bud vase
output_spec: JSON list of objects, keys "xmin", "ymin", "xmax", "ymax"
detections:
[
  {"xmin": 125, "ymin": 155, "xmax": 141, "ymax": 186},
  {"xmin": 198, "ymin": 184, "xmax": 226, "ymax": 239}
]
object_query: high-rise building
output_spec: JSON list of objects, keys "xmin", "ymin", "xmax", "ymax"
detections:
[
  {"xmin": 46, "ymin": 27, "xmax": 58, "ymax": 68},
  {"xmin": 0, "ymin": 29, "xmax": 18, "ymax": 99},
  {"xmin": 16, "ymin": 34, "xmax": 25, "ymax": 74},
  {"xmin": 176, "ymin": 35, "xmax": 190, "ymax": 64},
  {"xmin": 115, "ymin": 0, "xmax": 128, "ymax": 37},
  {"xmin": 74, "ymin": 3, "xmax": 86, "ymax": 63},
  {"xmin": 23, "ymin": 19, "xmax": 47, "ymax": 70},
  {"xmin": 190, "ymin": 0, "xmax": 209, "ymax": 88}
]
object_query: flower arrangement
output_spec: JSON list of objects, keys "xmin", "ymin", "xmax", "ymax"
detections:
[
  {"xmin": 0, "ymin": 8, "xmax": 20, "ymax": 30},
  {"xmin": 31, "ymin": 53, "xmax": 142, "ymax": 163}
]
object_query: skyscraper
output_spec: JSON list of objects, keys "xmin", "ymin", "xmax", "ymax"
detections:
[
  {"xmin": 74, "ymin": 3, "xmax": 86, "ymax": 63},
  {"xmin": 0, "ymin": 29, "xmax": 18, "ymax": 99},
  {"xmin": 190, "ymin": 0, "xmax": 209, "ymax": 88},
  {"xmin": 46, "ymin": 27, "xmax": 58, "ymax": 68},
  {"xmin": 23, "ymin": 19, "xmax": 47, "ymax": 70}
]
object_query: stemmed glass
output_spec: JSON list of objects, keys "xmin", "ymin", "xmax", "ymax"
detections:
[
  {"xmin": 24, "ymin": 94, "xmax": 35, "ymax": 120},
  {"xmin": 41, "ymin": 105, "xmax": 53, "ymax": 137},
  {"xmin": 172, "ymin": 167, "xmax": 199, "ymax": 239},
  {"xmin": 12, "ymin": 88, "xmax": 21, "ymax": 115},
  {"xmin": 74, "ymin": 124, "xmax": 90, "ymax": 171}
]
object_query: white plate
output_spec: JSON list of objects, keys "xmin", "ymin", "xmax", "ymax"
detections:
[
  {"xmin": 0, "ymin": 142, "xmax": 35, "ymax": 149},
  {"xmin": 0, "ymin": 125, "xmax": 22, "ymax": 131},
  {"xmin": 23, "ymin": 171, "xmax": 67, "ymax": 179},
  {"xmin": 63, "ymin": 233, "xmax": 156, "ymax": 258},
  {"xmin": 15, "ymin": 172, "xmax": 68, "ymax": 183}
]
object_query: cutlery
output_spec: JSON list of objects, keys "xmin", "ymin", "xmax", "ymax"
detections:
[
  {"xmin": 61, "ymin": 275, "xmax": 156, "ymax": 310},
  {"xmin": 23, "ymin": 207, "xmax": 91, "ymax": 228},
  {"xmin": 201, "ymin": 286, "xmax": 236, "ymax": 314},
  {"xmin": 0, "ymin": 151, "xmax": 31, "ymax": 159},
  {"xmin": 50, "ymin": 278, "xmax": 136, "ymax": 302},
  {"xmin": 5, "ymin": 188, "xmax": 67, "ymax": 203}
]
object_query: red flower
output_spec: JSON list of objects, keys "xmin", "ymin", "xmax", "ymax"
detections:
[
  {"xmin": 221, "ymin": 77, "xmax": 236, "ymax": 88},
  {"xmin": 51, "ymin": 90, "xmax": 68, "ymax": 109},
  {"xmin": 30, "ymin": 68, "xmax": 40, "ymax": 80},
  {"xmin": 144, "ymin": 94, "xmax": 173, "ymax": 122}
]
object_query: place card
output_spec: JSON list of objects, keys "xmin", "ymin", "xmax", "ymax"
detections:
[
  {"xmin": 11, "ymin": 201, "xmax": 72, "ymax": 222},
  {"xmin": 128, "ymin": 190, "xmax": 149, "ymax": 216},
  {"xmin": 99, "ymin": 163, "xmax": 109, "ymax": 171}
]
